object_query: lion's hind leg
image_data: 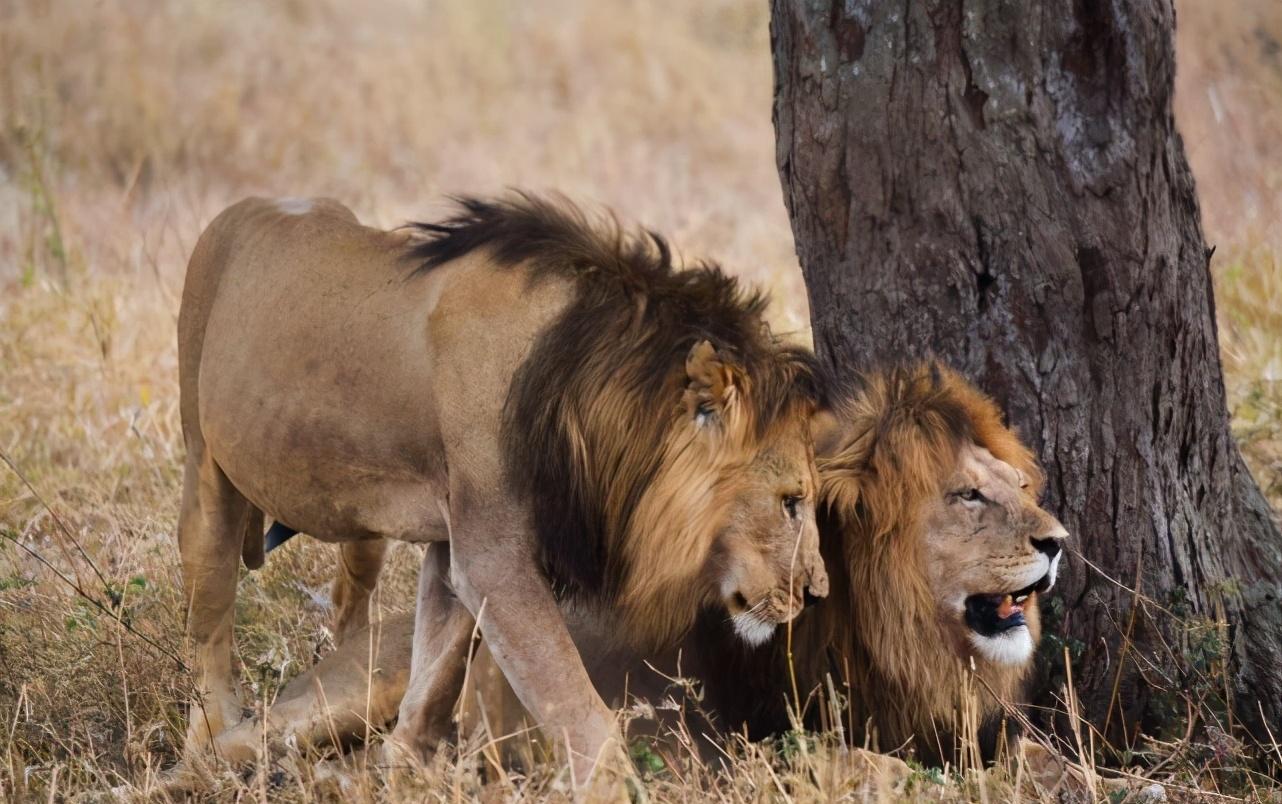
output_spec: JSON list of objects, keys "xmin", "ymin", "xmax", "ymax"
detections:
[{"xmin": 178, "ymin": 450, "xmax": 253, "ymax": 755}]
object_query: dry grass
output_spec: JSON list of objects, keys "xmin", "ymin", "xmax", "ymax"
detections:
[{"xmin": 1, "ymin": 0, "xmax": 1279, "ymax": 800}]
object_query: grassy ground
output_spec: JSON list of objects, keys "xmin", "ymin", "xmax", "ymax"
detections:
[{"xmin": 1, "ymin": 0, "xmax": 1280, "ymax": 800}]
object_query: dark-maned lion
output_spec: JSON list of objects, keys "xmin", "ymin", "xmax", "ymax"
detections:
[
  {"xmin": 176, "ymin": 193, "xmax": 828, "ymax": 785},
  {"xmin": 205, "ymin": 363, "xmax": 1066, "ymax": 770}
]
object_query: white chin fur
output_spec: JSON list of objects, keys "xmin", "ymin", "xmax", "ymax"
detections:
[
  {"xmin": 732, "ymin": 613, "xmax": 776, "ymax": 647},
  {"xmin": 968, "ymin": 626, "xmax": 1033, "ymax": 666}
]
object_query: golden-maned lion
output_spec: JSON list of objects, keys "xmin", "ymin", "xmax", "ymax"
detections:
[
  {"xmin": 176, "ymin": 193, "xmax": 829, "ymax": 784},
  {"xmin": 207, "ymin": 363, "xmax": 1066, "ymax": 769}
]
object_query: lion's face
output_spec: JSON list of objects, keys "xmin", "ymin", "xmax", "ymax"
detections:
[
  {"xmin": 618, "ymin": 340, "xmax": 827, "ymax": 648},
  {"xmin": 712, "ymin": 414, "xmax": 827, "ymax": 646},
  {"xmin": 814, "ymin": 364, "xmax": 1069, "ymax": 733},
  {"xmin": 918, "ymin": 441, "xmax": 1067, "ymax": 667}
]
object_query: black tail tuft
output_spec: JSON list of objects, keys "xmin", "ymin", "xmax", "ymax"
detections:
[{"xmin": 265, "ymin": 521, "xmax": 299, "ymax": 553}]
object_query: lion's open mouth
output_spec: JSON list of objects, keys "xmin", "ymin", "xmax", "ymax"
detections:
[{"xmin": 963, "ymin": 573, "xmax": 1052, "ymax": 637}]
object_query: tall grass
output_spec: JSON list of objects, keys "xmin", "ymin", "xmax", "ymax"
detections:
[{"xmin": 1, "ymin": 0, "xmax": 1279, "ymax": 799}]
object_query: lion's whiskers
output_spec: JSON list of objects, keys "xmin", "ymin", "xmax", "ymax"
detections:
[{"xmin": 726, "ymin": 596, "xmax": 770, "ymax": 626}]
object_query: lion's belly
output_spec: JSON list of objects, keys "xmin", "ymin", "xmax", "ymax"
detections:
[{"xmin": 210, "ymin": 422, "xmax": 449, "ymax": 544}]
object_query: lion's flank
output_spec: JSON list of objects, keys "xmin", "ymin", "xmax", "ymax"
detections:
[{"xmin": 405, "ymin": 193, "xmax": 822, "ymax": 643}]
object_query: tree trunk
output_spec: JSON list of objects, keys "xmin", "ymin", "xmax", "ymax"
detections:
[{"xmin": 771, "ymin": 0, "xmax": 1282, "ymax": 749}]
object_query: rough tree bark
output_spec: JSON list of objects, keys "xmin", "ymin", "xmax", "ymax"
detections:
[{"xmin": 771, "ymin": 0, "xmax": 1282, "ymax": 746}]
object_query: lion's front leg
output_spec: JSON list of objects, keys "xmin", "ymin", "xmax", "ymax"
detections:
[
  {"xmin": 212, "ymin": 609, "xmax": 416, "ymax": 764},
  {"xmin": 444, "ymin": 511, "xmax": 633, "ymax": 796},
  {"xmin": 384, "ymin": 542, "xmax": 475, "ymax": 762},
  {"xmin": 331, "ymin": 538, "xmax": 390, "ymax": 644}
]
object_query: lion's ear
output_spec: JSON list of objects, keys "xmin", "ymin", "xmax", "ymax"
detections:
[
  {"xmin": 810, "ymin": 408, "xmax": 844, "ymax": 459},
  {"xmin": 684, "ymin": 339, "xmax": 743, "ymax": 427},
  {"xmin": 815, "ymin": 418, "xmax": 871, "ymax": 521},
  {"xmin": 819, "ymin": 468, "xmax": 863, "ymax": 521}
]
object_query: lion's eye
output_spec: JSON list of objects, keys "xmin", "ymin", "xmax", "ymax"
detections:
[
  {"xmin": 782, "ymin": 495, "xmax": 802, "ymax": 519},
  {"xmin": 956, "ymin": 488, "xmax": 985, "ymax": 503},
  {"xmin": 695, "ymin": 402, "xmax": 714, "ymax": 426}
]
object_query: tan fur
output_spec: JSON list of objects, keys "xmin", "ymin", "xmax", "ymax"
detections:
[{"xmin": 175, "ymin": 194, "xmax": 826, "ymax": 784}]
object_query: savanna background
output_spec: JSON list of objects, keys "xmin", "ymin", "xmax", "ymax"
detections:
[{"xmin": 1, "ymin": 0, "xmax": 1280, "ymax": 800}]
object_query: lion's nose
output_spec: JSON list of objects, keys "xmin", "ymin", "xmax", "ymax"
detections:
[
  {"xmin": 1032, "ymin": 523, "xmax": 1067, "ymax": 560},
  {"xmin": 804, "ymin": 558, "xmax": 829, "ymax": 602},
  {"xmin": 1032, "ymin": 537, "xmax": 1061, "ymax": 560}
]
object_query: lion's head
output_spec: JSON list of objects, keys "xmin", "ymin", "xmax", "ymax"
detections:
[
  {"xmin": 636, "ymin": 338, "xmax": 828, "ymax": 648},
  {"xmin": 412, "ymin": 195, "xmax": 829, "ymax": 650},
  {"xmin": 810, "ymin": 363, "xmax": 1067, "ymax": 750}
]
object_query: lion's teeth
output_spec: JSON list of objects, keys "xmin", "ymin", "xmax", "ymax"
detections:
[
  {"xmin": 1014, "ymin": 594, "xmax": 1028, "ymax": 603},
  {"xmin": 996, "ymin": 594, "xmax": 1016, "ymax": 618}
]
